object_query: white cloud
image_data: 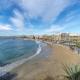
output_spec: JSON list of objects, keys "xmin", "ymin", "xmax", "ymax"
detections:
[
  {"xmin": 0, "ymin": 0, "xmax": 72, "ymax": 24},
  {"xmin": 10, "ymin": 9, "xmax": 25, "ymax": 30},
  {"xmin": 0, "ymin": 0, "xmax": 78, "ymax": 35},
  {"xmin": 44, "ymin": 25, "xmax": 67, "ymax": 33},
  {"xmin": 25, "ymin": 25, "xmax": 68, "ymax": 35},
  {"xmin": 0, "ymin": 24, "xmax": 12, "ymax": 30},
  {"xmin": 19, "ymin": 0, "xmax": 71, "ymax": 23}
]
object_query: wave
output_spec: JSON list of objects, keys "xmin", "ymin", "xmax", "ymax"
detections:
[{"xmin": 0, "ymin": 40, "xmax": 42, "ymax": 77}]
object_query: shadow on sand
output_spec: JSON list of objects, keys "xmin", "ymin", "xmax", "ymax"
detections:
[{"xmin": 0, "ymin": 72, "xmax": 17, "ymax": 80}]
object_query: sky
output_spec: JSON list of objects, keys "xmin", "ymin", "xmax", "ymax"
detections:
[{"xmin": 0, "ymin": 0, "xmax": 80, "ymax": 36}]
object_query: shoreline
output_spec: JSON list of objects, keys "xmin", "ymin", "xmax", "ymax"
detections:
[
  {"xmin": 11, "ymin": 43, "xmax": 80, "ymax": 80},
  {"xmin": 0, "ymin": 40, "xmax": 42, "ymax": 76},
  {"xmin": 0, "ymin": 41, "xmax": 80, "ymax": 80}
]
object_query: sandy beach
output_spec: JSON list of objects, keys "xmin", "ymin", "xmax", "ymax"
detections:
[{"xmin": 11, "ymin": 43, "xmax": 80, "ymax": 80}]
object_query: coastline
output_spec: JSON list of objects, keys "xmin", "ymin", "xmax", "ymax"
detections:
[
  {"xmin": 0, "ymin": 40, "xmax": 42, "ymax": 76},
  {"xmin": 10, "ymin": 42, "xmax": 80, "ymax": 80}
]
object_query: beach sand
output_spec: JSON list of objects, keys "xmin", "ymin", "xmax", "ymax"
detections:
[{"xmin": 11, "ymin": 43, "xmax": 80, "ymax": 80}]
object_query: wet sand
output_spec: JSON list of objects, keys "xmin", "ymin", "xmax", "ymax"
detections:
[{"xmin": 11, "ymin": 43, "xmax": 80, "ymax": 80}]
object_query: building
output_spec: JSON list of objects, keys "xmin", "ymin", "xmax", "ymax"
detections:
[{"xmin": 60, "ymin": 33, "xmax": 70, "ymax": 41}]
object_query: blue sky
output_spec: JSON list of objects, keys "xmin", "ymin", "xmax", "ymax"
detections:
[{"xmin": 0, "ymin": 0, "xmax": 80, "ymax": 36}]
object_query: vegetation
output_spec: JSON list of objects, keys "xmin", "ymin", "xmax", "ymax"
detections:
[
  {"xmin": 63, "ymin": 64, "xmax": 80, "ymax": 80},
  {"xmin": 75, "ymin": 42, "xmax": 80, "ymax": 48}
]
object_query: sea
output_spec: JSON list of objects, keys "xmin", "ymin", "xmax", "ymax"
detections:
[
  {"xmin": 0, "ymin": 39, "xmax": 40, "ymax": 66},
  {"xmin": 0, "ymin": 39, "xmax": 41, "ymax": 76}
]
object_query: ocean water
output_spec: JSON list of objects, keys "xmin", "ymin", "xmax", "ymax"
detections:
[{"xmin": 0, "ymin": 39, "xmax": 38, "ymax": 66}]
